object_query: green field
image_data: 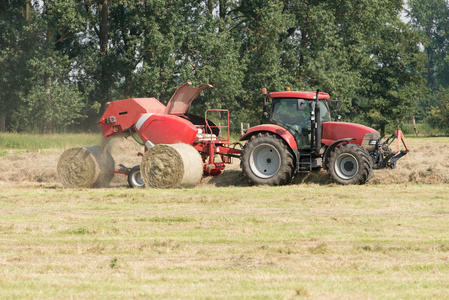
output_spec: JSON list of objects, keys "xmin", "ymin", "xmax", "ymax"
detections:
[
  {"xmin": 1, "ymin": 134, "xmax": 448, "ymax": 298},
  {"xmin": 1, "ymin": 183, "xmax": 449, "ymax": 298}
]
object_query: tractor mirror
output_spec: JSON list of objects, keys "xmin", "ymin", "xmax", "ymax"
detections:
[{"xmin": 297, "ymin": 100, "xmax": 306, "ymax": 111}]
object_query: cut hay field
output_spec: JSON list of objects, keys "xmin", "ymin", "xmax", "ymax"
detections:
[{"xmin": 1, "ymin": 135, "xmax": 449, "ymax": 298}]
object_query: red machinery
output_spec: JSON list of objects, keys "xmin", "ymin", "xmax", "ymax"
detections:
[
  {"xmin": 98, "ymin": 83, "xmax": 409, "ymax": 187},
  {"xmin": 98, "ymin": 82, "xmax": 241, "ymax": 187}
]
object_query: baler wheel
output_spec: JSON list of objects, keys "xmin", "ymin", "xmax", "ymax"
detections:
[
  {"xmin": 241, "ymin": 132, "xmax": 294, "ymax": 186},
  {"xmin": 328, "ymin": 143, "xmax": 372, "ymax": 185},
  {"xmin": 128, "ymin": 165, "xmax": 145, "ymax": 188}
]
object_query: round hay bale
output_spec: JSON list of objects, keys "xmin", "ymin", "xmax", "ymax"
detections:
[
  {"xmin": 140, "ymin": 143, "xmax": 203, "ymax": 188},
  {"xmin": 57, "ymin": 146, "xmax": 115, "ymax": 188}
]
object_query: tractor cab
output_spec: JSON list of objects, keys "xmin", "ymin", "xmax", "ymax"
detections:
[{"xmin": 266, "ymin": 90, "xmax": 331, "ymax": 150}]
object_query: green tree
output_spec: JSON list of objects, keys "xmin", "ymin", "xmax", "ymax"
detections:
[
  {"xmin": 20, "ymin": 82, "xmax": 85, "ymax": 132},
  {"xmin": 230, "ymin": 0, "xmax": 297, "ymax": 126},
  {"xmin": 355, "ymin": 20, "xmax": 426, "ymax": 135},
  {"xmin": 408, "ymin": 0, "xmax": 449, "ymax": 131},
  {"xmin": 0, "ymin": 0, "xmax": 31, "ymax": 132},
  {"xmin": 408, "ymin": 0, "xmax": 449, "ymax": 90},
  {"xmin": 426, "ymin": 87, "xmax": 449, "ymax": 133},
  {"xmin": 0, "ymin": 0, "xmax": 87, "ymax": 133},
  {"xmin": 174, "ymin": 1, "xmax": 245, "ymax": 131},
  {"xmin": 0, "ymin": 0, "xmax": 431, "ymax": 135}
]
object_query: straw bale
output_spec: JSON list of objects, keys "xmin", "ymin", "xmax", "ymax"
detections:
[
  {"xmin": 57, "ymin": 146, "xmax": 115, "ymax": 188},
  {"xmin": 140, "ymin": 143, "xmax": 203, "ymax": 188}
]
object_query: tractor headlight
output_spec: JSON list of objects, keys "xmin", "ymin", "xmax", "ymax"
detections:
[{"xmin": 362, "ymin": 132, "xmax": 381, "ymax": 152}]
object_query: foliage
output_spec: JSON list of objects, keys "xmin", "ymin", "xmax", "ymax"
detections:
[
  {"xmin": 426, "ymin": 87, "xmax": 449, "ymax": 133},
  {"xmin": 408, "ymin": 0, "xmax": 449, "ymax": 126},
  {"xmin": 0, "ymin": 0, "xmax": 444, "ymax": 134},
  {"xmin": 20, "ymin": 82, "xmax": 85, "ymax": 133},
  {"xmin": 355, "ymin": 20, "xmax": 427, "ymax": 134}
]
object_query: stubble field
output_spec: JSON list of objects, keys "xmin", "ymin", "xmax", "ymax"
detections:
[{"xmin": 1, "ymin": 135, "xmax": 449, "ymax": 298}]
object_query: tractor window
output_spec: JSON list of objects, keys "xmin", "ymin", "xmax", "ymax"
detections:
[{"xmin": 318, "ymin": 102, "xmax": 331, "ymax": 122}]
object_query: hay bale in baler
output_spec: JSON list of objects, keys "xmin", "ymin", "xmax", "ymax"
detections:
[
  {"xmin": 140, "ymin": 143, "xmax": 203, "ymax": 188},
  {"xmin": 57, "ymin": 146, "xmax": 115, "ymax": 188}
]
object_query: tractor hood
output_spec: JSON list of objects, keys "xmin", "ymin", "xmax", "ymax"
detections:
[
  {"xmin": 164, "ymin": 82, "xmax": 213, "ymax": 115},
  {"xmin": 321, "ymin": 122, "xmax": 380, "ymax": 147}
]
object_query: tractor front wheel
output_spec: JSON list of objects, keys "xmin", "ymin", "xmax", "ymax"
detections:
[
  {"xmin": 328, "ymin": 143, "xmax": 372, "ymax": 185},
  {"xmin": 241, "ymin": 132, "xmax": 294, "ymax": 186}
]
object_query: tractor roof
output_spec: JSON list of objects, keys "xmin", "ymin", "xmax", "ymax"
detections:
[{"xmin": 269, "ymin": 91, "xmax": 330, "ymax": 100}]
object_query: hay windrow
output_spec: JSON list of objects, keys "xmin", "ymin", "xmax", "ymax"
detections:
[
  {"xmin": 1, "ymin": 137, "xmax": 449, "ymax": 187},
  {"xmin": 141, "ymin": 143, "xmax": 203, "ymax": 189},
  {"xmin": 57, "ymin": 146, "xmax": 115, "ymax": 188}
]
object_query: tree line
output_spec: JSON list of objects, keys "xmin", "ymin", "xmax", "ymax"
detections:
[{"xmin": 0, "ymin": 0, "xmax": 448, "ymax": 135}]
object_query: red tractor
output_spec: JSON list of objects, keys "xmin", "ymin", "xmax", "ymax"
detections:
[
  {"xmin": 97, "ymin": 82, "xmax": 408, "ymax": 187},
  {"xmin": 240, "ymin": 89, "xmax": 409, "ymax": 185}
]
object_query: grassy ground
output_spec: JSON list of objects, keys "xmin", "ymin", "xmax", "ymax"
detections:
[
  {"xmin": 1, "ymin": 184, "xmax": 449, "ymax": 299},
  {"xmin": 0, "ymin": 133, "xmax": 101, "ymax": 155},
  {"xmin": 1, "ymin": 133, "xmax": 449, "ymax": 298}
]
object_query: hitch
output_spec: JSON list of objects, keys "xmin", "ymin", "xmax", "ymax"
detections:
[
  {"xmin": 388, "ymin": 126, "xmax": 410, "ymax": 168},
  {"xmin": 373, "ymin": 126, "xmax": 410, "ymax": 169}
]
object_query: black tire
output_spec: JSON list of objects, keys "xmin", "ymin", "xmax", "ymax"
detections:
[
  {"xmin": 327, "ymin": 143, "xmax": 373, "ymax": 185},
  {"xmin": 128, "ymin": 165, "xmax": 145, "ymax": 188},
  {"xmin": 240, "ymin": 132, "xmax": 294, "ymax": 186}
]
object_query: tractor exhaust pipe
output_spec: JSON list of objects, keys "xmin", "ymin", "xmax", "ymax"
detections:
[{"xmin": 315, "ymin": 89, "xmax": 322, "ymax": 155}]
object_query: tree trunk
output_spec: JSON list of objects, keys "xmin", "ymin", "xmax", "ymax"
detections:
[
  {"xmin": 43, "ymin": 76, "xmax": 52, "ymax": 134},
  {"xmin": 99, "ymin": 0, "xmax": 110, "ymax": 106},
  {"xmin": 99, "ymin": 0, "xmax": 109, "ymax": 55},
  {"xmin": 43, "ymin": 7, "xmax": 53, "ymax": 134},
  {"xmin": 208, "ymin": 0, "xmax": 213, "ymax": 15},
  {"xmin": 0, "ymin": 112, "xmax": 5, "ymax": 132},
  {"xmin": 412, "ymin": 116, "xmax": 419, "ymax": 136},
  {"xmin": 219, "ymin": 0, "xmax": 225, "ymax": 32},
  {"xmin": 0, "ymin": 1, "xmax": 7, "ymax": 17},
  {"xmin": 25, "ymin": 0, "xmax": 30, "ymax": 19}
]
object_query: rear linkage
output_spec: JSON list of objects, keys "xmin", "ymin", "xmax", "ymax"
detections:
[{"xmin": 371, "ymin": 126, "xmax": 410, "ymax": 170}]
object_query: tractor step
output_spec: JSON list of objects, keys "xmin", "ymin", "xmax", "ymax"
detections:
[{"xmin": 297, "ymin": 153, "xmax": 312, "ymax": 173}]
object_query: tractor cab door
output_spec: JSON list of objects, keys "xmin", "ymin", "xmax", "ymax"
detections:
[
  {"xmin": 272, "ymin": 98, "xmax": 331, "ymax": 150},
  {"xmin": 272, "ymin": 98, "xmax": 311, "ymax": 149}
]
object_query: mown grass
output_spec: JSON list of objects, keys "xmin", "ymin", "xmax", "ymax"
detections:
[{"xmin": 1, "ymin": 184, "xmax": 449, "ymax": 298}]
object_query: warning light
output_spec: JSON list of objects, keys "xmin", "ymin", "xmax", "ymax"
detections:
[
  {"xmin": 286, "ymin": 87, "xmax": 291, "ymax": 91},
  {"xmin": 262, "ymin": 88, "xmax": 267, "ymax": 95}
]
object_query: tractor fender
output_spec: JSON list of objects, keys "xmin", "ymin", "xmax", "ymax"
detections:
[
  {"xmin": 240, "ymin": 124, "xmax": 298, "ymax": 150},
  {"xmin": 322, "ymin": 138, "xmax": 356, "ymax": 170}
]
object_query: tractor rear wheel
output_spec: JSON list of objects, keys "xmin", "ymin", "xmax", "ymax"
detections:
[
  {"xmin": 241, "ymin": 132, "xmax": 294, "ymax": 186},
  {"xmin": 328, "ymin": 143, "xmax": 372, "ymax": 185}
]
